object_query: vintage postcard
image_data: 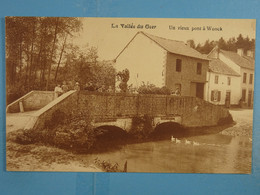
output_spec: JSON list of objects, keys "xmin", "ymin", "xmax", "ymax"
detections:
[{"xmin": 5, "ymin": 17, "xmax": 255, "ymax": 173}]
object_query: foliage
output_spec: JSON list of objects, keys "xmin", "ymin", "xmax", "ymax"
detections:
[
  {"xmin": 94, "ymin": 158, "xmax": 124, "ymax": 172},
  {"xmin": 217, "ymin": 113, "xmax": 234, "ymax": 125},
  {"xmin": 117, "ymin": 69, "xmax": 130, "ymax": 92},
  {"xmin": 130, "ymin": 115, "xmax": 153, "ymax": 139},
  {"xmin": 187, "ymin": 34, "xmax": 255, "ymax": 54},
  {"xmin": 60, "ymin": 46, "xmax": 116, "ymax": 90},
  {"xmin": 137, "ymin": 83, "xmax": 171, "ymax": 95},
  {"xmin": 15, "ymin": 109, "xmax": 96, "ymax": 151},
  {"xmin": 6, "ymin": 17, "xmax": 83, "ymax": 101}
]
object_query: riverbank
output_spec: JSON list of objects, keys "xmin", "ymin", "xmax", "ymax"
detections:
[
  {"xmin": 220, "ymin": 109, "xmax": 253, "ymax": 137},
  {"xmin": 6, "ymin": 136, "xmax": 102, "ymax": 172}
]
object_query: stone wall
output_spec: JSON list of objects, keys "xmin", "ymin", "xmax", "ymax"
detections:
[
  {"xmin": 25, "ymin": 91, "xmax": 231, "ymax": 131},
  {"xmin": 24, "ymin": 91, "xmax": 78, "ymax": 130},
  {"xmin": 77, "ymin": 91, "xmax": 230, "ymax": 127},
  {"xmin": 6, "ymin": 91, "xmax": 54, "ymax": 113}
]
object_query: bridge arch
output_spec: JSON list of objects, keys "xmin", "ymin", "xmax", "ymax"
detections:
[
  {"xmin": 151, "ymin": 121, "xmax": 186, "ymax": 139},
  {"xmin": 94, "ymin": 125, "xmax": 128, "ymax": 140}
]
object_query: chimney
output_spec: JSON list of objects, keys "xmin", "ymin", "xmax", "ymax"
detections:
[
  {"xmin": 216, "ymin": 46, "xmax": 220, "ymax": 59},
  {"xmin": 212, "ymin": 45, "xmax": 219, "ymax": 59},
  {"xmin": 246, "ymin": 50, "xmax": 254, "ymax": 58},
  {"xmin": 237, "ymin": 48, "xmax": 244, "ymax": 56}
]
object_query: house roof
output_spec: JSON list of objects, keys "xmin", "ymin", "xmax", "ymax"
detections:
[
  {"xmin": 220, "ymin": 49, "xmax": 255, "ymax": 70},
  {"xmin": 116, "ymin": 31, "xmax": 208, "ymax": 60},
  {"xmin": 209, "ymin": 58, "xmax": 240, "ymax": 77}
]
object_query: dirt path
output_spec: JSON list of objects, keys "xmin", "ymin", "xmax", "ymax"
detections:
[
  {"xmin": 6, "ymin": 111, "xmax": 37, "ymax": 133},
  {"xmin": 220, "ymin": 109, "xmax": 253, "ymax": 137}
]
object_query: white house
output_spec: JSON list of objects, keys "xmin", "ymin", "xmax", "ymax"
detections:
[
  {"xmin": 115, "ymin": 31, "xmax": 209, "ymax": 99},
  {"xmin": 207, "ymin": 47, "xmax": 255, "ymax": 107},
  {"xmin": 205, "ymin": 58, "xmax": 240, "ymax": 106}
]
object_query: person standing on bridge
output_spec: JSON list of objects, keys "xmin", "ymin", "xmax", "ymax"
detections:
[
  {"xmin": 174, "ymin": 87, "xmax": 181, "ymax": 96},
  {"xmin": 54, "ymin": 84, "xmax": 63, "ymax": 99},
  {"xmin": 74, "ymin": 82, "xmax": 80, "ymax": 91},
  {"xmin": 61, "ymin": 81, "xmax": 69, "ymax": 94}
]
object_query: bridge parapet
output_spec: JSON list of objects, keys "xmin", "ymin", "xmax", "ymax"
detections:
[
  {"xmin": 9, "ymin": 91, "xmax": 231, "ymax": 131},
  {"xmin": 77, "ymin": 92, "xmax": 230, "ymax": 127},
  {"xmin": 6, "ymin": 91, "xmax": 54, "ymax": 113}
]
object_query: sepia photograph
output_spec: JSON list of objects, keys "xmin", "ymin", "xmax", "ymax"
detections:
[{"xmin": 5, "ymin": 17, "xmax": 255, "ymax": 173}]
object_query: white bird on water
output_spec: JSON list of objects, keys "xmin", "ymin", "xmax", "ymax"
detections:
[
  {"xmin": 185, "ymin": 139, "xmax": 191, "ymax": 145},
  {"xmin": 176, "ymin": 138, "xmax": 181, "ymax": 144},
  {"xmin": 193, "ymin": 141, "xmax": 200, "ymax": 146},
  {"xmin": 171, "ymin": 136, "xmax": 176, "ymax": 142}
]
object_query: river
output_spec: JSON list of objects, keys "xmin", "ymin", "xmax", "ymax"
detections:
[
  {"xmin": 84, "ymin": 109, "xmax": 253, "ymax": 174},
  {"xmin": 6, "ymin": 109, "xmax": 253, "ymax": 173}
]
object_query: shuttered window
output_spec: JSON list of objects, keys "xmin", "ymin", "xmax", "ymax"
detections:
[
  {"xmin": 197, "ymin": 63, "xmax": 202, "ymax": 75},
  {"xmin": 176, "ymin": 59, "xmax": 182, "ymax": 72},
  {"xmin": 215, "ymin": 75, "xmax": 219, "ymax": 84},
  {"xmin": 211, "ymin": 90, "xmax": 221, "ymax": 102},
  {"xmin": 227, "ymin": 77, "xmax": 231, "ymax": 85},
  {"xmin": 243, "ymin": 73, "xmax": 247, "ymax": 83},
  {"xmin": 249, "ymin": 74, "xmax": 253, "ymax": 84},
  {"xmin": 242, "ymin": 89, "xmax": 246, "ymax": 101}
]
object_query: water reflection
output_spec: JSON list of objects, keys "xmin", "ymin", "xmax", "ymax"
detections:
[{"xmin": 86, "ymin": 131, "xmax": 251, "ymax": 173}]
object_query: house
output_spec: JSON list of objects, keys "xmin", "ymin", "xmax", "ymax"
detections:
[
  {"xmin": 207, "ymin": 47, "xmax": 255, "ymax": 107},
  {"xmin": 115, "ymin": 31, "xmax": 209, "ymax": 99},
  {"xmin": 205, "ymin": 58, "xmax": 240, "ymax": 106}
]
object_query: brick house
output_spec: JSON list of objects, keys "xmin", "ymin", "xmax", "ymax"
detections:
[
  {"xmin": 207, "ymin": 47, "xmax": 255, "ymax": 107},
  {"xmin": 115, "ymin": 31, "xmax": 209, "ymax": 99}
]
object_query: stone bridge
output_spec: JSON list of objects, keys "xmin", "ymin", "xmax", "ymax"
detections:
[{"xmin": 6, "ymin": 90, "xmax": 231, "ymax": 133}]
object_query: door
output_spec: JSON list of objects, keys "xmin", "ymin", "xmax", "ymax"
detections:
[
  {"xmin": 248, "ymin": 90, "xmax": 252, "ymax": 107},
  {"xmin": 196, "ymin": 83, "xmax": 204, "ymax": 99},
  {"xmin": 225, "ymin": 91, "xmax": 231, "ymax": 108}
]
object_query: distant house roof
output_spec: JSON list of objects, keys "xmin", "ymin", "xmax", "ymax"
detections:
[
  {"xmin": 116, "ymin": 31, "xmax": 208, "ymax": 60},
  {"xmin": 209, "ymin": 58, "xmax": 240, "ymax": 77},
  {"xmin": 220, "ymin": 49, "xmax": 254, "ymax": 70}
]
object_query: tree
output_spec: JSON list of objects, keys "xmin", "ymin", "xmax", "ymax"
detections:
[
  {"xmin": 60, "ymin": 46, "xmax": 116, "ymax": 90},
  {"xmin": 218, "ymin": 37, "xmax": 227, "ymax": 50},
  {"xmin": 186, "ymin": 39, "xmax": 196, "ymax": 49},
  {"xmin": 5, "ymin": 17, "xmax": 83, "ymax": 100},
  {"xmin": 117, "ymin": 69, "xmax": 130, "ymax": 92}
]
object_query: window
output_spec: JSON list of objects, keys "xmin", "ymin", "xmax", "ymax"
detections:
[
  {"xmin": 242, "ymin": 89, "xmax": 246, "ymax": 101},
  {"xmin": 214, "ymin": 75, "xmax": 219, "ymax": 84},
  {"xmin": 243, "ymin": 73, "xmax": 247, "ymax": 83},
  {"xmin": 197, "ymin": 63, "xmax": 202, "ymax": 75},
  {"xmin": 227, "ymin": 77, "xmax": 231, "ymax": 85},
  {"xmin": 249, "ymin": 74, "xmax": 253, "ymax": 84},
  {"xmin": 176, "ymin": 59, "xmax": 182, "ymax": 72},
  {"xmin": 211, "ymin": 90, "xmax": 221, "ymax": 102}
]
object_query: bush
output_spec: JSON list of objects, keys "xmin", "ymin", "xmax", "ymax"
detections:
[
  {"xmin": 137, "ymin": 84, "xmax": 171, "ymax": 95},
  {"xmin": 15, "ymin": 110, "xmax": 96, "ymax": 151},
  {"xmin": 217, "ymin": 113, "xmax": 234, "ymax": 125},
  {"xmin": 130, "ymin": 115, "xmax": 153, "ymax": 139},
  {"xmin": 94, "ymin": 158, "xmax": 124, "ymax": 172}
]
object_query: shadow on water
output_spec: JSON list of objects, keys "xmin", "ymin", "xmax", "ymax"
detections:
[
  {"xmin": 150, "ymin": 122, "xmax": 235, "ymax": 141},
  {"xmin": 90, "ymin": 126, "xmax": 129, "ymax": 153},
  {"xmin": 87, "ymin": 122, "xmax": 236, "ymax": 154}
]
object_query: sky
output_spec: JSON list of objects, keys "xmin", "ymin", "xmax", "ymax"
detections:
[{"xmin": 72, "ymin": 18, "xmax": 256, "ymax": 61}]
